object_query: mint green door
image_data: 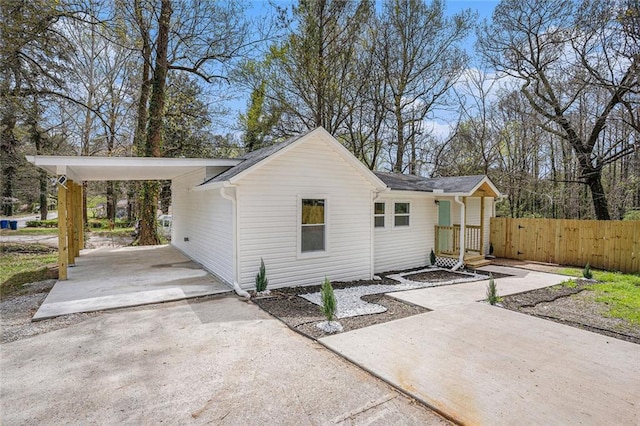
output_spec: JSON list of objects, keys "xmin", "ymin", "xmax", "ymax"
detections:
[{"xmin": 437, "ymin": 200, "xmax": 451, "ymax": 253}]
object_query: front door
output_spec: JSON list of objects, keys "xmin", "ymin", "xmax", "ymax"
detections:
[{"xmin": 437, "ymin": 200, "xmax": 451, "ymax": 253}]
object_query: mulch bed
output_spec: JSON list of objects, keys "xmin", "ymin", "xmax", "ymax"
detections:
[
  {"xmin": 403, "ymin": 269, "xmax": 511, "ymax": 282},
  {"xmin": 253, "ymin": 267, "xmax": 506, "ymax": 340},
  {"xmin": 252, "ymin": 276, "xmax": 436, "ymax": 340},
  {"xmin": 501, "ymin": 279, "xmax": 640, "ymax": 345}
]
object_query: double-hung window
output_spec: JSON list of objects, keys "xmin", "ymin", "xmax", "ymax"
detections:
[
  {"xmin": 394, "ymin": 202, "xmax": 410, "ymax": 227},
  {"xmin": 301, "ymin": 199, "xmax": 325, "ymax": 252},
  {"xmin": 374, "ymin": 202, "xmax": 385, "ymax": 228}
]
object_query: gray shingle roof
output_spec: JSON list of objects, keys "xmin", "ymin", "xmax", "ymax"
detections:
[
  {"xmin": 202, "ymin": 132, "xmax": 306, "ymax": 185},
  {"xmin": 374, "ymin": 171, "xmax": 486, "ymax": 194}
]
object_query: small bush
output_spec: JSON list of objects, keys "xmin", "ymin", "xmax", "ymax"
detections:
[
  {"xmin": 255, "ymin": 258, "xmax": 268, "ymax": 292},
  {"xmin": 486, "ymin": 273, "xmax": 501, "ymax": 305},
  {"xmin": 430, "ymin": 249, "xmax": 436, "ymax": 266},
  {"xmin": 320, "ymin": 277, "xmax": 337, "ymax": 322},
  {"xmin": 25, "ymin": 220, "xmax": 58, "ymax": 228},
  {"xmin": 583, "ymin": 263, "xmax": 593, "ymax": 279}
]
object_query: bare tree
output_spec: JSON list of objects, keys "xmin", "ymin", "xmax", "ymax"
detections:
[
  {"xmin": 478, "ymin": 0, "xmax": 639, "ymax": 219},
  {"xmin": 375, "ymin": 0, "xmax": 474, "ymax": 174}
]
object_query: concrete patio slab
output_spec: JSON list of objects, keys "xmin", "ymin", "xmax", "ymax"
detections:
[
  {"xmin": 2, "ymin": 297, "xmax": 448, "ymax": 425},
  {"xmin": 34, "ymin": 245, "xmax": 231, "ymax": 320},
  {"xmin": 320, "ymin": 302, "xmax": 640, "ymax": 425},
  {"xmin": 389, "ymin": 266, "xmax": 568, "ymax": 309}
]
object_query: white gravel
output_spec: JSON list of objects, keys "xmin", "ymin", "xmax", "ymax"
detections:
[
  {"xmin": 300, "ymin": 268, "xmax": 485, "ymax": 319},
  {"xmin": 316, "ymin": 321, "xmax": 343, "ymax": 333}
]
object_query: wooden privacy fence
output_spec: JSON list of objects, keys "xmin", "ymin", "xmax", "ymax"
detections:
[{"xmin": 490, "ymin": 217, "xmax": 640, "ymax": 273}]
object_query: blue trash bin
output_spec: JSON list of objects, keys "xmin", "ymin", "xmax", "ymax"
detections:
[
  {"xmin": 9, "ymin": 220, "xmax": 18, "ymax": 230},
  {"xmin": 0, "ymin": 220, "xmax": 8, "ymax": 229}
]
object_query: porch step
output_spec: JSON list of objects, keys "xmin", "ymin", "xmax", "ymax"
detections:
[{"xmin": 465, "ymin": 256, "xmax": 492, "ymax": 268}]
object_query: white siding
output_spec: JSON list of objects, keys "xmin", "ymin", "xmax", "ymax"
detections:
[
  {"xmin": 236, "ymin": 134, "xmax": 374, "ymax": 289},
  {"xmin": 172, "ymin": 171, "xmax": 234, "ymax": 284},
  {"xmin": 465, "ymin": 197, "xmax": 481, "ymax": 225},
  {"xmin": 374, "ymin": 192, "xmax": 438, "ymax": 273}
]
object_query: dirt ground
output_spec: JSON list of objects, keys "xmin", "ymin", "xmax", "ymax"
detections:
[
  {"xmin": 0, "ymin": 234, "xmax": 132, "ymax": 343},
  {"xmin": 501, "ymin": 279, "xmax": 640, "ymax": 344}
]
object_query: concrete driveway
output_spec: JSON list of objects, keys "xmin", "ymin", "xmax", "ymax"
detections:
[
  {"xmin": 1, "ymin": 296, "xmax": 447, "ymax": 425},
  {"xmin": 321, "ymin": 267, "xmax": 640, "ymax": 425},
  {"xmin": 34, "ymin": 245, "xmax": 231, "ymax": 320}
]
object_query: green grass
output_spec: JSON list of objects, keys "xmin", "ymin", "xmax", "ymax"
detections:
[
  {"xmin": 0, "ymin": 243, "xmax": 58, "ymax": 297},
  {"xmin": 0, "ymin": 228, "xmax": 58, "ymax": 236},
  {"xmin": 560, "ymin": 267, "xmax": 640, "ymax": 325},
  {"xmin": 589, "ymin": 272, "xmax": 640, "ymax": 325},
  {"xmin": 559, "ymin": 267, "xmax": 582, "ymax": 277},
  {"xmin": 90, "ymin": 227, "xmax": 135, "ymax": 237},
  {"xmin": 559, "ymin": 279, "xmax": 578, "ymax": 288}
]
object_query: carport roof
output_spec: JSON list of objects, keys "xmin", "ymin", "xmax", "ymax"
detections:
[{"xmin": 26, "ymin": 155, "xmax": 241, "ymax": 181}]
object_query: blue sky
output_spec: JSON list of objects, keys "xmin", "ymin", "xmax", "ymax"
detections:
[{"xmin": 216, "ymin": 0, "xmax": 500, "ymax": 134}]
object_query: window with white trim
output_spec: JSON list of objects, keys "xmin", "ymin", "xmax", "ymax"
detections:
[
  {"xmin": 374, "ymin": 202, "xmax": 385, "ymax": 228},
  {"xmin": 301, "ymin": 199, "xmax": 325, "ymax": 252},
  {"xmin": 394, "ymin": 202, "xmax": 410, "ymax": 227}
]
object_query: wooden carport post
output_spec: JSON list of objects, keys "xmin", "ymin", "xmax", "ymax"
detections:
[
  {"xmin": 57, "ymin": 177, "xmax": 68, "ymax": 280},
  {"xmin": 72, "ymin": 182, "xmax": 81, "ymax": 258},
  {"xmin": 66, "ymin": 180, "xmax": 75, "ymax": 266},
  {"xmin": 76, "ymin": 182, "xmax": 84, "ymax": 252}
]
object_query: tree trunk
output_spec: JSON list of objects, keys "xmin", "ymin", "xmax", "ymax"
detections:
[
  {"xmin": 106, "ymin": 181, "xmax": 116, "ymax": 222},
  {"xmin": 39, "ymin": 170, "xmax": 48, "ymax": 220},
  {"xmin": 137, "ymin": 0, "xmax": 172, "ymax": 245},
  {"xmin": 1, "ymin": 107, "xmax": 17, "ymax": 216},
  {"xmin": 585, "ymin": 172, "xmax": 611, "ymax": 220}
]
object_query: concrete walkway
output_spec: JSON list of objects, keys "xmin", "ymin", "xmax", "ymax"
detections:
[
  {"xmin": 34, "ymin": 245, "xmax": 231, "ymax": 320},
  {"xmin": 321, "ymin": 266, "xmax": 640, "ymax": 425},
  {"xmin": 1, "ymin": 297, "xmax": 447, "ymax": 425}
]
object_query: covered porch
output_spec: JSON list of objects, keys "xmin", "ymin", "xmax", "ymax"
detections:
[{"xmin": 433, "ymin": 180, "xmax": 500, "ymax": 268}]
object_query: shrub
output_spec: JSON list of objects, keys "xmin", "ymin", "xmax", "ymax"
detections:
[
  {"xmin": 430, "ymin": 249, "xmax": 436, "ymax": 266},
  {"xmin": 583, "ymin": 263, "xmax": 593, "ymax": 279},
  {"xmin": 320, "ymin": 277, "xmax": 337, "ymax": 322},
  {"xmin": 486, "ymin": 273, "xmax": 501, "ymax": 305},
  {"xmin": 255, "ymin": 258, "xmax": 268, "ymax": 292},
  {"xmin": 25, "ymin": 220, "xmax": 58, "ymax": 228}
]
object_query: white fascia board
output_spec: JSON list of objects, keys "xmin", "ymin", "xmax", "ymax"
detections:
[
  {"xmin": 192, "ymin": 180, "xmax": 225, "ymax": 192},
  {"xmin": 29, "ymin": 155, "xmax": 240, "ymax": 168},
  {"xmin": 469, "ymin": 176, "xmax": 502, "ymax": 198}
]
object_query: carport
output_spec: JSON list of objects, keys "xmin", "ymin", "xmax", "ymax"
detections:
[{"xmin": 26, "ymin": 155, "xmax": 241, "ymax": 318}]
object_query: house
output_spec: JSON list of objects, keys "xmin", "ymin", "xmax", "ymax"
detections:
[
  {"xmin": 171, "ymin": 127, "xmax": 500, "ymax": 291},
  {"xmin": 27, "ymin": 127, "xmax": 501, "ymax": 292}
]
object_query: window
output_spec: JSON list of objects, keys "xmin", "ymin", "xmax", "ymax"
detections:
[
  {"xmin": 374, "ymin": 202, "xmax": 385, "ymax": 228},
  {"xmin": 301, "ymin": 199, "xmax": 325, "ymax": 252},
  {"xmin": 394, "ymin": 202, "xmax": 410, "ymax": 227}
]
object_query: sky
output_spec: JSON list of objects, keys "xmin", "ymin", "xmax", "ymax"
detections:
[{"xmin": 215, "ymin": 0, "xmax": 500, "ymax": 135}]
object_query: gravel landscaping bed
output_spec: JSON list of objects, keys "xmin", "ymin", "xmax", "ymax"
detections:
[
  {"xmin": 255, "ymin": 292, "xmax": 429, "ymax": 339},
  {"xmin": 254, "ymin": 267, "xmax": 494, "ymax": 339},
  {"xmin": 501, "ymin": 279, "xmax": 640, "ymax": 344}
]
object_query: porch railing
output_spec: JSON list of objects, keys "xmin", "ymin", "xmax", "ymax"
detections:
[{"xmin": 434, "ymin": 225, "xmax": 482, "ymax": 255}]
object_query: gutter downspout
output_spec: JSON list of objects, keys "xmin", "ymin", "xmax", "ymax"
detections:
[
  {"xmin": 452, "ymin": 196, "xmax": 465, "ymax": 271},
  {"xmin": 220, "ymin": 184, "xmax": 250, "ymax": 299},
  {"xmin": 371, "ymin": 190, "xmax": 382, "ymax": 279}
]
